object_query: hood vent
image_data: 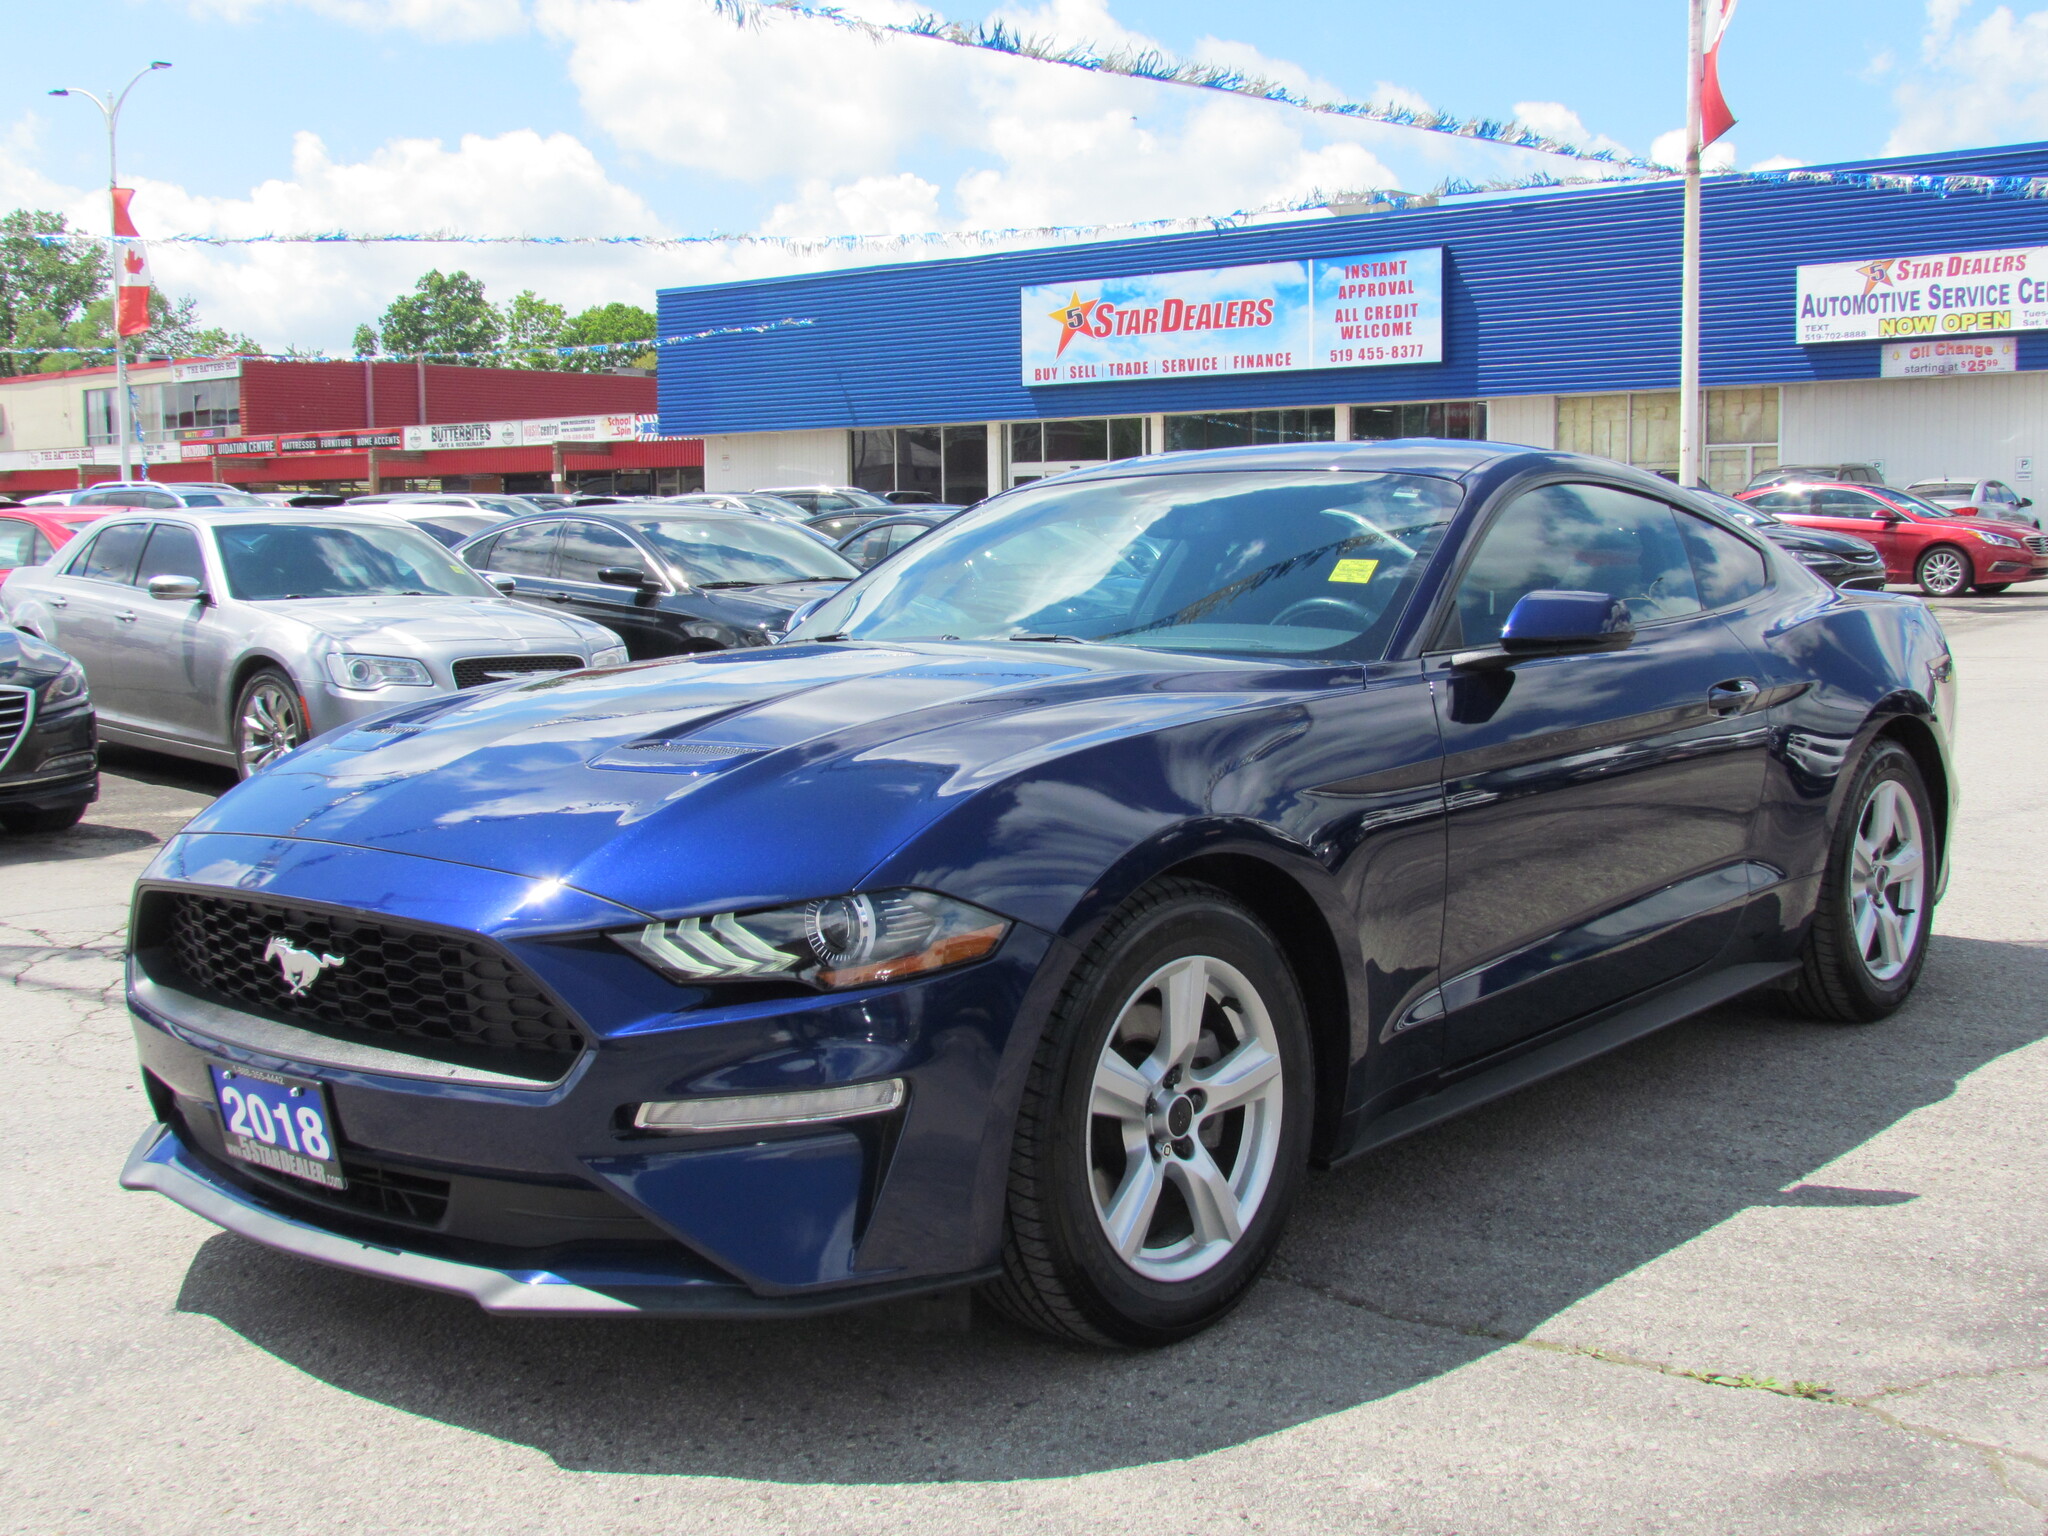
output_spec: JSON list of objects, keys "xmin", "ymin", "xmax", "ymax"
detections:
[{"xmin": 590, "ymin": 737, "xmax": 768, "ymax": 772}]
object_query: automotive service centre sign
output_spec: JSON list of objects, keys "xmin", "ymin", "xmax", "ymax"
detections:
[
  {"xmin": 1795, "ymin": 244, "xmax": 2048, "ymax": 344},
  {"xmin": 1021, "ymin": 248, "xmax": 1443, "ymax": 385}
]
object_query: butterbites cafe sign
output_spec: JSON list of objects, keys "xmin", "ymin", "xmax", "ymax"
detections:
[
  {"xmin": 1795, "ymin": 243, "xmax": 2048, "ymax": 344},
  {"xmin": 1021, "ymin": 248, "xmax": 1444, "ymax": 385}
]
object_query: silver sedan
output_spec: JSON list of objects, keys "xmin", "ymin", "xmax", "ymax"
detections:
[{"xmin": 1, "ymin": 508, "xmax": 628, "ymax": 776}]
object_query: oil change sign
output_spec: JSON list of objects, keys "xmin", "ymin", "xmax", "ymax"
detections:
[
  {"xmin": 1021, "ymin": 248, "xmax": 1443, "ymax": 385},
  {"xmin": 1795, "ymin": 244, "xmax": 2048, "ymax": 344}
]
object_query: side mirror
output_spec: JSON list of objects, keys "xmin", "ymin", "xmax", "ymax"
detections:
[
  {"xmin": 598, "ymin": 566, "xmax": 654, "ymax": 589},
  {"xmin": 1455, "ymin": 590, "xmax": 1635, "ymax": 670},
  {"xmin": 2019, "ymin": 498, "xmax": 2034, "ymax": 509},
  {"xmin": 147, "ymin": 573, "xmax": 205, "ymax": 602},
  {"xmin": 488, "ymin": 575, "xmax": 517, "ymax": 594}
]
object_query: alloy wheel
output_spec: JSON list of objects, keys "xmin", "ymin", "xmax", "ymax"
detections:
[
  {"xmin": 238, "ymin": 679, "xmax": 305, "ymax": 774},
  {"xmin": 1917, "ymin": 548, "xmax": 1967, "ymax": 596},
  {"xmin": 1849, "ymin": 778, "xmax": 1927, "ymax": 983},
  {"xmin": 1087, "ymin": 953, "xmax": 1285, "ymax": 1282}
]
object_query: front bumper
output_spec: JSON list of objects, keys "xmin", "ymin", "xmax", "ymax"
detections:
[
  {"xmin": 121, "ymin": 1122, "xmax": 988, "ymax": 1316},
  {"xmin": 0, "ymin": 703, "xmax": 96, "ymax": 810},
  {"xmin": 124, "ymin": 831, "xmax": 1053, "ymax": 1313}
]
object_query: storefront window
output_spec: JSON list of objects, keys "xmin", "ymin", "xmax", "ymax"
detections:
[
  {"xmin": 1349, "ymin": 400, "xmax": 1488, "ymax": 441},
  {"xmin": 1163, "ymin": 409, "xmax": 1334, "ymax": 452},
  {"xmin": 83, "ymin": 379, "xmax": 238, "ymax": 447},
  {"xmin": 1009, "ymin": 417, "xmax": 1148, "ymax": 473},
  {"xmin": 1556, "ymin": 388, "xmax": 1778, "ymax": 493},
  {"xmin": 852, "ymin": 423, "xmax": 988, "ymax": 503}
]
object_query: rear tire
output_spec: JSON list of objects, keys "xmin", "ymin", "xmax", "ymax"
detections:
[
  {"xmin": 1786, "ymin": 740, "xmax": 1935, "ymax": 1023},
  {"xmin": 983, "ymin": 878, "xmax": 1312, "ymax": 1347},
  {"xmin": 1914, "ymin": 545, "xmax": 1971, "ymax": 597},
  {"xmin": 0, "ymin": 803, "xmax": 87, "ymax": 835},
  {"xmin": 233, "ymin": 669, "xmax": 308, "ymax": 778}
]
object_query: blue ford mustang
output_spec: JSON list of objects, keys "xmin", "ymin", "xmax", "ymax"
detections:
[{"xmin": 121, "ymin": 442, "xmax": 1955, "ymax": 1345}]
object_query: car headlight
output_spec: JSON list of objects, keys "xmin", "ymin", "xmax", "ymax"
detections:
[
  {"xmin": 1975, "ymin": 530, "xmax": 2021, "ymax": 547},
  {"xmin": 1791, "ymin": 549, "xmax": 1838, "ymax": 566},
  {"xmin": 325, "ymin": 653, "xmax": 434, "ymax": 689},
  {"xmin": 39, "ymin": 659, "xmax": 89, "ymax": 709},
  {"xmin": 589, "ymin": 644, "xmax": 629, "ymax": 668},
  {"xmin": 615, "ymin": 889, "xmax": 1010, "ymax": 989}
]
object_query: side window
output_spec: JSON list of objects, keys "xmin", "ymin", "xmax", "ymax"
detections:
[
  {"xmin": 1454, "ymin": 483, "xmax": 1703, "ymax": 645},
  {"xmin": 31, "ymin": 531, "xmax": 55, "ymax": 564},
  {"xmin": 1676, "ymin": 511, "xmax": 1770, "ymax": 608},
  {"xmin": 1748, "ymin": 490, "xmax": 1806, "ymax": 513},
  {"xmin": 882, "ymin": 522, "xmax": 928, "ymax": 555},
  {"xmin": 71, "ymin": 522, "xmax": 151, "ymax": 584},
  {"xmin": 485, "ymin": 521, "xmax": 562, "ymax": 577},
  {"xmin": 845, "ymin": 528, "xmax": 890, "ymax": 566},
  {"xmin": 91, "ymin": 488, "xmax": 179, "ymax": 508},
  {"xmin": 1812, "ymin": 490, "xmax": 1886, "ymax": 519},
  {"xmin": 138, "ymin": 524, "xmax": 207, "ymax": 585},
  {"xmin": 461, "ymin": 534, "xmax": 498, "ymax": 568},
  {"xmin": 0, "ymin": 520, "xmax": 37, "ymax": 566},
  {"xmin": 72, "ymin": 492, "xmax": 115, "ymax": 507},
  {"xmin": 557, "ymin": 521, "xmax": 650, "ymax": 585},
  {"xmin": 180, "ymin": 493, "xmax": 223, "ymax": 508}
]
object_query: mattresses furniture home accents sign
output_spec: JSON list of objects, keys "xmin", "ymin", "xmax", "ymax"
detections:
[
  {"xmin": 1021, "ymin": 248, "xmax": 1444, "ymax": 385},
  {"xmin": 1795, "ymin": 243, "xmax": 2048, "ymax": 344}
]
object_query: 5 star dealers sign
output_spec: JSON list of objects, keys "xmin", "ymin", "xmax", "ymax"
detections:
[{"xmin": 1021, "ymin": 248, "xmax": 1444, "ymax": 386}]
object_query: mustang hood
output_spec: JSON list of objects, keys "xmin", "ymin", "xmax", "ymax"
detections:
[
  {"xmin": 258, "ymin": 594, "xmax": 600, "ymax": 646},
  {"xmin": 180, "ymin": 641, "xmax": 1333, "ymax": 921}
]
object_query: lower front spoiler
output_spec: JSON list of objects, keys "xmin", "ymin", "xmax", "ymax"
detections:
[{"xmin": 121, "ymin": 1122, "xmax": 992, "ymax": 1319}]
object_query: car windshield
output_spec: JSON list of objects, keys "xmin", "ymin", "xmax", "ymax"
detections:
[
  {"xmin": 1880, "ymin": 489, "xmax": 1960, "ymax": 518},
  {"xmin": 214, "ymin": 522, "xmax": 500, "ymax": 601},
  {"xmin": 1910, "ymin": 483, "xmax": 1973, "ymax": 499},
  {"xmin": 736, "ymin": 495, "xmax": 811, "ymax": 520},
  {"xmin": 629, "ymin": 516, "xmax": 860, "ymax": 586},
  {"xmin": 792, "ymin": 469, "xmax": 1464, "ymax": 658}
]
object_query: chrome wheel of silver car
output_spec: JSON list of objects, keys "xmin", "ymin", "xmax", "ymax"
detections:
[
  {"xmin": 1087, "ymin": 953, "xmax": 1285, "ymax": 1282},
  {"xmin": 236, "ymin": 672, "xmax": 306, "ymax": 776},
  {"xmin": 1849, "ymin": 777, "xmax": 1927, "ymax": 984},
  {"xmin": 1915, "ymin": 546, "xmax": 1969, "ymax": 597}
]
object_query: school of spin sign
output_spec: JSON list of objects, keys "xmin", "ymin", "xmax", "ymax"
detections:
[
  {"xmin": 1021, "ymin": 248, "xmax": 1443, "ymax": 385},
  {"xmin": 1795, "ymin": 243, "xmax": 2048, "ymax": 345}
]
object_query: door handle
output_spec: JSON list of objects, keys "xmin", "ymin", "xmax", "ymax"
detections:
[
  {"xmin": 115, "ymin": 610, "xmax": 138, "ymax": 623},
  {"xmin": 547, "ymin": 592, "xmax": 571, "ymax": 603},
  {"xmin": 1707, "ymin": 678, "xmax": 1761, "ymax": 714},
  {"xmin": 49, "ymin": 598, "xmax": 67, "ymax": 609}
]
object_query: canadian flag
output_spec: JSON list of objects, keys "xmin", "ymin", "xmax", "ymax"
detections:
[
  {"xmin": 1700, "ymin": 0, "xmax": 1738, "ymax": 147},
  {"xmin": 111, "ymin": 186, "xmax": 151, "ymax": 338}
]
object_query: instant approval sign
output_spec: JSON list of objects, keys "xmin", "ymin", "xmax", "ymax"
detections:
[
  {"xmin": 1795, "ymin": 244, "xmax": 2048, "ymax": 344},
  {"xmin": 1021, "ymin": 248, "xmax": 1443, "ymax": 385}
]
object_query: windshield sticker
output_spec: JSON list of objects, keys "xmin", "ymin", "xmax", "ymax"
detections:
[{"xmin": 1328, "ymin": 559, "xmax": 1380, "ymax": 584}]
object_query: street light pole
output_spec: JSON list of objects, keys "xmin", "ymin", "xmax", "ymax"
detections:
[{"xmin": 49, "ymin": 61, "xmax": 171, "ymax": 485}]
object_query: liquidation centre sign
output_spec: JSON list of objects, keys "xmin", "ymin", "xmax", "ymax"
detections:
[
  {"xmin": 1021, "ymin": 248, "xmax": 1443, "ymax": 385},
  {"xmin": 1795, "ymin": 244, "xmax": 2048, "ymax": 344}
]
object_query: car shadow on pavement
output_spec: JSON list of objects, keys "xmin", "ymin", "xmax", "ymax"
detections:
[
  {"xmin": 0, "ymin": 820, "xmax": 162, "ymax": 866},
  {"xmin": 171, "ymin": 932, "xmax": 2048, "ymax": 1485}
]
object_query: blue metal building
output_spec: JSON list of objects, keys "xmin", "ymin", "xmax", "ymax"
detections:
[{"xmin": 657, "ymin": 142, "xmax": 2048, "ymax": 500}]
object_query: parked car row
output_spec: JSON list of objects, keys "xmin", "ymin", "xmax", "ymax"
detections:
[{"xmin": 1736, "ymin": 479, "xmax": 2048, "ymax": 595}]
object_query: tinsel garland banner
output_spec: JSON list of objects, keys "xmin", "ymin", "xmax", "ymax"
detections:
[
  {"xmin": 704, "ymin": 0, "xmax": 1670, "ymax": 175},
  {"xmin": 27, "ymin": 166, "xmax": 2046, "ymax": 258},
  {"xmin": 0, "ymin": 317, "xmax": 815, "ymax": 364}
]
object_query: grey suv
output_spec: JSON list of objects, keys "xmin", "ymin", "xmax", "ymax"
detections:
[{"xmin": 1, "ymin": 509, "xmax": 627, "ymax": 776}]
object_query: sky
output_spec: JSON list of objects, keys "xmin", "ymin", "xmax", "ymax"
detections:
[{"xmin": 7, "ymin": 0, "xmax": 2047, "ymax": 355}]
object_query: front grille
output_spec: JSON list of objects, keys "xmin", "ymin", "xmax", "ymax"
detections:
[
  {"xmin": 159, "ymin": 891, "xmax": 583, "ymax": 1071},
  {"xmin": 452, "ymin": 654, "xmax": 582, "ymax": 689},
  {"xmin": 0, "ymin": 686, "xmax": 29, "ymax": 772},
  {"xmin": 2025, "ymin": 534, "xmax": 2047, "ymax": 556}
]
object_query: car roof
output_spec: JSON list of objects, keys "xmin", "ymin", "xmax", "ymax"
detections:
[
  {"xmin": 72, "ymin": 506, "xmax": 431, "ymax": 528},
  {"xmin": 1040, "ymin": 438, "xmax": 1533, "ymax": 486}
]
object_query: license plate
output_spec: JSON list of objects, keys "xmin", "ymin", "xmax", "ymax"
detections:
[{"xmin": 208, "ymin": 1063, "xmax": 346, "ymax": 1190}]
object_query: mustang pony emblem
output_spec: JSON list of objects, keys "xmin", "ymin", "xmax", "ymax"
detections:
[{"xmin": 264, "ymin": 936, "xmax": 345, "ymax": 997}]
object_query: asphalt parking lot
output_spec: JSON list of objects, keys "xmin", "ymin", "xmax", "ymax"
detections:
[{"xmin": 3, "ymin": 588, "xmax": 2044, "ymax": 1536}]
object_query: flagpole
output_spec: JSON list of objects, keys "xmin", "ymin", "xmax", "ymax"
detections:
[
  {"xmin": 1680, "ymin": 0, "xmax": 1705, "ymax": 489},
  {"xmin": 49, "ymin": 63, "xmax": 170, "ymax": 486}
]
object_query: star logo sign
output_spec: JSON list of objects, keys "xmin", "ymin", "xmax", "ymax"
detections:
[
  {"xmin": 1047, "ymin": 290, "xmax": 1098, "ymax": 357},
  {"xmin": 1855, "ymin": 258, "xmax": 1898, "ymax": 297}
]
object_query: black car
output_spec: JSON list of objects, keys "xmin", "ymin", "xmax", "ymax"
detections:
[
  {"xmin": 834, "ymin": 509, "xmax": 959, "ymax": 569},
  {"xmin": 1691, "ymin": 489, "xmax": 1887, "ymax": 589},
  {"xmin": 0, "ymin": 627, "xmax": 97, "ymax": 834},
  {"xmin": 456, "ymin": 508, "xmax": 858, "ymax": 658}
]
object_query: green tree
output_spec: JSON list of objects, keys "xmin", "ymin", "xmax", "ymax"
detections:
[
  {"xmin": 351, "ymin": 323, "xmax": 378, "ymax": 358},
  {"xmin": 501, "ymin": 289, "xmax": 567, "ymax": 369},
  {"xmin": 0, "ymin": 211, "xmax": 109, "ymax": 376},
  {"xmin": 375, "ymin": 269, "xmax": 502, "ymax": 361},
  {"xmin": 558, "ymin": 301, "xmax": 657, "ymax": 372}
]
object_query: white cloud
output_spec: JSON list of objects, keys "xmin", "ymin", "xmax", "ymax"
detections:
[
  {"xmin": 1649, "ymin": 128, "xmax": 1738, "ymax": 172},
  {"xmin": 186, "ymin": 0, "xmax": 527, "ymax": 39},
  {"xmin": 761, "ymin": 174, "xmax": 943, "ymax": 237},
  {"xmin": 1888, "ymin": 1, "xmax": 2048, "ymax": 152}
]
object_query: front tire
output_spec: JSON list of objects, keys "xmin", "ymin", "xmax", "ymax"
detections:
[
  {"xmin": 1915, "ymin": 545, "xmax": 1971, "ymax": 597},
  {"xmin": 984, "ymin": 879, "xmax": 1312, "ymax": 1347},
  {"xmin": 1786, "ymin": 740, "xmax": 1935, "ymax": 1022},
  {"xmin": 233, "ymin": 669, "xmax": 308, "ymax": 778}
]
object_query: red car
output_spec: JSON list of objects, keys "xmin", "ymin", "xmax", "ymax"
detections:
[
  {"xmin": 0, "ymin": 506, "xmax": 104, "ymax": 586},
  {"xmin": 1738, "ymin": 481, "xmax": 2048, "ymax": 597}
]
